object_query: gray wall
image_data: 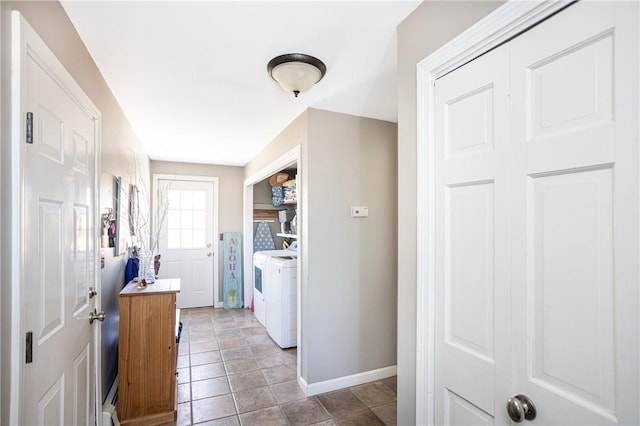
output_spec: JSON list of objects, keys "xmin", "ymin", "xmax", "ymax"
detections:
[
  {"xmin": 0, "ymin": 1, "xmax": 150, "ymax": 418},
  {"xmin": 306, "ymin": 109, "xmax": 397, "ymax": 383},
  {"xmin": 101, "ymin": 148, "xmax": 150, "ymax": 407},
  {"xmin": 245, "ymin": 108, "xmax": 397, "ymax": 386},
  {"xmin": 150, "ymin": 161, "xmax": 244, "ymax": 301},
  {"xmin": 254, "ymin": 178, "xmax": 275, "ymax": 205},
  {"xmin": 396, "ymin": 2, "xmax": 503, "ymax": 424}
]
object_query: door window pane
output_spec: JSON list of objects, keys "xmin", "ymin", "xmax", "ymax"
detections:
[
  {"xmin": 181, "ymin": 191, "xmax": 193, "ymax": 210},
  {"xmin": 168, "ymin": 210, "xmax": 180, "ymax": 228},
  {"xmin": 167, "ymin": 189, "xmax": 207, "ymax": 249},
  {"xmin": 192, "ymin": 191, "xmax": 205, "ymax": 210},
  {"xmin": 193, "ymin": 211, "xmax": 205, "ymax": 228},
  {"xmin": 168, "ymin": 190, "xmax": 180, "ymax": 207},
  {"xmin": 168, "ymin": 230, "xmax": 180, "ymax": 248},
  {"xmin": 181, "ymin": 210, "xmax": 193, "ymax": 228}
]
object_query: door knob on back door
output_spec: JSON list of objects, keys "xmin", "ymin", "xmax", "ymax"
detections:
[{"xmin": 507, "ymin": 394, "xmax": 536, "ymax": 423}]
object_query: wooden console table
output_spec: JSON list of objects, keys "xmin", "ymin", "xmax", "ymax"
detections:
[{"xmin": 118, "ymin": 278, "xmax": 180, "ymax": 425}]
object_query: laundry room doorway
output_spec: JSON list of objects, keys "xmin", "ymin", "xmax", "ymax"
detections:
[{"xmin": 242, "ymin": 145, "xmax": 302, "ymax": 381}]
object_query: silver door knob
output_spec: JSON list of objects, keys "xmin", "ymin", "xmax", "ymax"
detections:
[
  {"xmin": 89, "ymin": 309, "xmax": 106, "ymax": 324},
  {"xmin": 88, "ymin": 286, "xmax": 98, "ymax": 299},
  {"xmin": 207, "ymin": 252, "xmax": 212, "ymax": 256},
  {"xmin": 207, "ymin": 243, "xmax": 212, "ymax": 248},
  {"xmin": 507, "ymin": 394, "xmax": 536, "ymax": 423}
]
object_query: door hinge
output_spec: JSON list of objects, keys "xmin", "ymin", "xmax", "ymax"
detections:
[
  {"xmin": 26, "ymin": 112, "xmax": 33, "ymax": 144},
  {"xmin": 25, "ymin": 331, "xmax": 33, "ymax": 363}
]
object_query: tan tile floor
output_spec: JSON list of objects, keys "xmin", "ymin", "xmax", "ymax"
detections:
[{"xmin": 174, "ymin": 307, "xmax": 397, "ymax": 426}]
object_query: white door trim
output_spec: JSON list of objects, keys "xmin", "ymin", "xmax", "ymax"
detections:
[
  {"xmin": 152, "ymin": 174, "xmax": 221, "ymax": 307},
  {"xmin": 8, "ymin": 11, "xmax": 103, "ymax": 425},
  {"xmin": 415, "ymin": 1, "xmax": 572, "ymax": 424}
]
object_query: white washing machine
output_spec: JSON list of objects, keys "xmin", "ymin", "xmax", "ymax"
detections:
[
  {"xmin": 253, "ymin": 249, "xmax": 296, "ymax": 327},
  {"xmin": 265, "ymin": 255, "xmax": 297, "ymax": 348}
]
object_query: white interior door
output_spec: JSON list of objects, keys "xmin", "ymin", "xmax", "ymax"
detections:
[
  {"xmin": 156, "ymin": 176, "xmax": 219, "ymax": 308},
  {"xmin": 434, "ymin": 42, "xmax": 510, "ymax": 425},
  {"xmin": 19, "ymin": 15, "xmax": 100, "ymax": 425},
  {"xmin": 508, "ymin": 2, "xmax": 638, "ymax": 424},
  {"xmin": 434, "ymin": 1, "xmax": 638, "ymax": 424}
]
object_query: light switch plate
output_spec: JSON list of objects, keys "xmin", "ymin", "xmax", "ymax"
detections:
[{"xmin": 350, "ymin": 206, "xmax": 369, "ymax": 218}]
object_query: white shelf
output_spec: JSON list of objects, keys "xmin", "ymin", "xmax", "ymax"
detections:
[{"xmin": 277, "ymin": 233, "xmax": 298, "ymax": 239}]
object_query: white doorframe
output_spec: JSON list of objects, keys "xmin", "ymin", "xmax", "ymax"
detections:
[
  {"xmin": 242, "ymin": 144, "xmax": 301, "ymax": 378},
  {"xmin": 152, "ymin": 174, "xmax": 221, "ymax": 307},
  {"xmin": 415, "ymin": 1, "xmax": 572, "ymax": 424},
  {"xmin": 8, "ymin": 11, "xmax": 103, "ymax": 425}
]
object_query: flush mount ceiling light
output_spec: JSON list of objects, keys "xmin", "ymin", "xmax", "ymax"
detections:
[{"xmin": 267, "ymin": 53, "xmax": 327, "ymax": 98}]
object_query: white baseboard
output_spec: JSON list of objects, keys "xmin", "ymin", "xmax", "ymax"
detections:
[
  {"xmin": 298, "ymin": 365, "xmax": 397, "ymax": 396},
  {"xmin": 101, "ymin": 376, "xmax": 119, "ymax": 426}
]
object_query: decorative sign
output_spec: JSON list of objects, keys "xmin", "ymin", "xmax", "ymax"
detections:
[{"xmin": 223, "ymin": 233, "xmax": 243, "ymax": 309}]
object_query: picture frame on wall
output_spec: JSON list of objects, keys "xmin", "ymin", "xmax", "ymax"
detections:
[
  {"xmin": 129, "ymin": 184, "xmax": 139, "ymax": 238},
  {"xmin": 114, "ymin": 176, "xmax": 140, "ymax": 256},
  {"xmin": 114, "ymin": 176, "xmax": 123, "ymax": 256},
  {"xmin": 106, "ymin": 208, "xmax": 116, "ymax": 249}
]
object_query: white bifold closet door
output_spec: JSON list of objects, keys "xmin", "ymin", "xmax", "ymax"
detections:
[{"xmin": 434, "ymin": 1, "xmax": 638, "ymax": 425}]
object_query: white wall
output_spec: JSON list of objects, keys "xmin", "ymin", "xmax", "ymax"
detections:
[{"xmin": 396, "ymin": 2, "xmax": 504, "ymax": 424}]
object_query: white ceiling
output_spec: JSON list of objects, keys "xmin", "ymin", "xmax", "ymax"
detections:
[{"xmin": 61, "ymin": 1, "xmax": 421, "ymax": 166}]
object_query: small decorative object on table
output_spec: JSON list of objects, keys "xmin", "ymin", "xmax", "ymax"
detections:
[{"xmin": 138, "ymin": 254, "xmax": 156, "ymax": 283}]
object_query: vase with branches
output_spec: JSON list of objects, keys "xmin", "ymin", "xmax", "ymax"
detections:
[{"xmin": 120, "ymin": 155, "xmax": 173, "ymax": 283}]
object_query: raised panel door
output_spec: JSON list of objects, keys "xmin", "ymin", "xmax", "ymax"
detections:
[
  {"xmin": 434, "ymin": 45, "xmax": 510, "ymax": 424},
  {"xmin": 21, "ymin": 17, "xmax": 98, "ymax": 425},
  {"xmin": 509, "ymin": 2, "xmax": 638, "ymax": 423},
  {"xmin": 433, "ymin": 1, "xmax": 638, "ymax": 424}
]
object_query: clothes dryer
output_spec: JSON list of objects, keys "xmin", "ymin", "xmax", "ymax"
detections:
[
  {"xmin": 265, "ymin": 255, "xmax": 297, "ymax": 348},
  {"xmin": 253, "ymin": 249, "xmax": 296, "ymax": 327}
]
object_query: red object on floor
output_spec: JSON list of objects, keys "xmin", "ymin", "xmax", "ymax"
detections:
[{"xmin": 250, "ymin": 296, "xmax": 254, "ymax": 312}]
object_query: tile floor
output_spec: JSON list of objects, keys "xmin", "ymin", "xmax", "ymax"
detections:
[{"xmin": 174, "ymin": 307, "xmax": 397, "ymax": 426}]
